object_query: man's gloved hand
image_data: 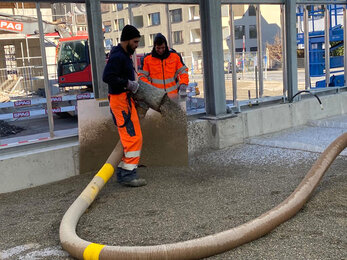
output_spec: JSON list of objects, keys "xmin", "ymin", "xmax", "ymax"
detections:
[
  {"xmin": 178, "ymin": 84, "xmax": 187, "ymax": 97},
  {"xmin": 127, "ymin": 80, "xmax": 139, "ymax": 94}
]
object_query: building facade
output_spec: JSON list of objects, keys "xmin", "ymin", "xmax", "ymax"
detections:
[{"xmin": 101, "ymin": 3, "xmax": 281, "ymax": 72}]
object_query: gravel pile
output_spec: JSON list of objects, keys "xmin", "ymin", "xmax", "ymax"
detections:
[{"xmin": 0, "ymin": 120, "xmax": 24, "ymax": 137}]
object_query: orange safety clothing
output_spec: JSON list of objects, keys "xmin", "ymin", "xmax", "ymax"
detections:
[
  {"xmin": 109, "ymin": 92, "xmax": 142, "ymax": 171},
  {"xmin": 138, "ymin": 51, "xmax": 189, "ymax": 95}
]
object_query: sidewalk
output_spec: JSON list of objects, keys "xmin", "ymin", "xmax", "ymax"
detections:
[{"xmin": 0, "ymin": 114, "xmax": 346, "ymax": 259}]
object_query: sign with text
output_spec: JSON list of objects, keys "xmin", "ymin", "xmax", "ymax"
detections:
[{"xmin": 0, "ymin": 20, "xmax": 23, "ymax": 32}]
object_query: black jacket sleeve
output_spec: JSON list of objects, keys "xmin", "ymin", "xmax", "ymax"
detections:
[{"xmin": 102, "ymin": 54, "xmax": 128, "ymax": 92}]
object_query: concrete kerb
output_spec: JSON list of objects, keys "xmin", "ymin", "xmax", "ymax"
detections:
[{"xmin": 188, "ymin": 92, "xmax": 347, "ymax": 153}]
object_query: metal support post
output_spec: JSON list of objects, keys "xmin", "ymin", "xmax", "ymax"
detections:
[
  {"xmin": 344, "ymin": 6, "xmax": 347, "ymax": 87},
  {"xmin": 256, "ymin": 4, "xmax": 263, "ymax": 98},
  {"xmin": 324, "ymin": 5, "xmax": 330, "ymax": 88},
  {"xmin": 86, "ymin": 0, "xmax": 108, "ymax": 99},
  {"xmin": 229, "ymin": 5, "xmax": 238, "ymax": 108},
  {"xmin": 36, "ymin": 2, "xmax": 54, "ymax": 138},
  {"xmin": 200, "ymin": 0, "xmax": 226, "ymax": 116},
  {"xmin": 285, "ymin": 0, "xmax": 298, "ymax": 101},
  {"xmin": 281, "ymin": 5, "xmax": 287, "ymax": 97},
  {"xmin": 304, "ymin": 5, "xmax": 310, "ymax": 89}
]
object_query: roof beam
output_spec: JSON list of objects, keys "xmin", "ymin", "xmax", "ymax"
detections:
[{"xmin": 2, "ymin": 0, "xmax": 345, "ymax": 4}]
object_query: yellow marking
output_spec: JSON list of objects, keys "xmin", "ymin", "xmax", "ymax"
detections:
[
  {"xmin": 96, "ymin": 163, "xmax": 114, "ymax": 183},
  {"xmin": 83, "ymin": 243, "xmax": 105, "ymax": 260}
]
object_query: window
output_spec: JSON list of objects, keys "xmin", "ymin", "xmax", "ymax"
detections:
[
  {"xmin": 235, "ymin": 48, "xmax": 243, "ymax": 52},
  {"xmin": 173, "ymin": 31, "xmax": 183, "ymax": 44},
  {"xmin": 249, "ymin": 5, "xmax": 256, "ymax": 16},
  {"xmin": 249, "ymin": 25, "xmax": 257, "ymax": 39},
  {"xmin": 133, "ymin": 15, "xmax": 144, "ymax": 28},
  {"xmin": 4, "ymin": 45, "xmax": 17, "ymax": 78},
  {"xmin": 190, "ymin": 29, "xmax": 201, "ymax": 43},
  {"xmin": 103, "ymin": 21, "xmax": 112, "ymax": 33},
  {"xmin": 105, "ymin": 38, "xmax": 113, "ymax": 50},
  {"xmin": 235, "ymin": 25, "xmax": 245, "ymax": 40},
  {"xmin": 250, "ymin": 47, "xmax": 258, "ymax": 51},
  {"xmin": 139, "ymin": 35, "xmax": 145, "ymax": 47},
  {"xmin": 119, "ymin": 18, "xmax": 125, "ymax": 31},
  {"xmin": 148, "ymin": 12, "xmax": 160, "ymax": 26},
  {"xmin": 149, "ymin": 33, "xmax": 158, "ymax": 46},
  {"xmin": 58, "ymin": 40, "xmax": 88, "ymax": 75},
  {"xmin": 114, "ymin": 18, "xmax": 125, "ymax": 31},
  {"xmin": 117, "ymin": 4, "xmax": 123, "ymax": 11},
  {"xmin": 170, "ymin": 9, "xmax": 182, "ymax": 23},
  {"xmin": 189, "ymin": 6, "xmax": 200, "ymax": 20}
]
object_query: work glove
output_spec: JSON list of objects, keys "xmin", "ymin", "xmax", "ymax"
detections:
[
  {"xmin": 178, "ymin": 84, "xmax": 187, "ymax": 97},
  {"xmin": 127, "ymin": 80, "xmax": 139, "ymax": 94}
]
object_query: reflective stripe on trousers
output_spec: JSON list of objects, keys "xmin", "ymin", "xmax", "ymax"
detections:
[{"xmin": 109, "ymin": 93, "xmax": 142, "ymax": 171}]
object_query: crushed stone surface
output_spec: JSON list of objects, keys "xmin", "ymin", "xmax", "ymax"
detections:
[{"xmin": 0, "ymin": 114, "xmax": 346, "ymax": 260}]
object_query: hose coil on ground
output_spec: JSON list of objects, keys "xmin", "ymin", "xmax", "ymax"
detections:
[{"xmin": 60, "ymin": 132, "xmax": 347, "ymax": 260}]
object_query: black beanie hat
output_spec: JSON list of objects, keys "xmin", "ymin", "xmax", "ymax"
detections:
[{"xmin": 121, "ymin": 25, "xmax": 141, "ymax": 41}]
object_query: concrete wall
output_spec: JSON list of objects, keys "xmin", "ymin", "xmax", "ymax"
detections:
[
  {"xmin": 188, "ymin": 92, "xmax": 347, "ymax": 154},
  {"xmin": 0, "ymin": 139, "xmax": 79, "ymax": 194}
]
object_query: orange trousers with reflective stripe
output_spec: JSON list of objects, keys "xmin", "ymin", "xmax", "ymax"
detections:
[{"xmin": 109, "ymin": 92, "xmax": 142, "ymax": 170}]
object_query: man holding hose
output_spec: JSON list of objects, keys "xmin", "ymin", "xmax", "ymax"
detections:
[{"xmin": 103, "ymin": 25, "xmax": 146, "ymax": 187}]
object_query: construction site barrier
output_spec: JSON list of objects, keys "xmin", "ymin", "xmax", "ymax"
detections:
[
  {"xmin": 60, "ymin": 129, "xmax": 347, "ymax": 258},
  {"xmin": 0, "ymin": 92, "xmax": 94, "ymax": 120}
]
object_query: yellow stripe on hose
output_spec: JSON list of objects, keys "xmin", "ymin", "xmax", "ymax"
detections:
[
  {"xmin": 83, "ymin": 243, "xmax": 105, "ymax": 260},
  {"xmin": 96, "ymin": 163, "xmax": 114, "ymax": 183}
]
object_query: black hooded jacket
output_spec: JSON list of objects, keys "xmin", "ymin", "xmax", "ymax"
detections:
[
  {"xmin": 151, "ymin": 33, "xmax": 170, "ymax": 60},
  {"xmin": 103, "ymin": 44, "xmax": 135, "ymax": 94}
]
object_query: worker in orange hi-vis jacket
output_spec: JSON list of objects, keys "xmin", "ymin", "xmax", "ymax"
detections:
[
  {"xmin": 138, "ymin": 33, "xmax": 189, "ymax": 99},
  {"xmin": 103, "ymin": 25, "xmax": 146, "ymax": 187}
]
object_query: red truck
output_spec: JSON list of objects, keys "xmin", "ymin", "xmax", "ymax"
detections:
[{"xmin": 57, "ymin": 36, "xmax": 143, "ymax": 89}]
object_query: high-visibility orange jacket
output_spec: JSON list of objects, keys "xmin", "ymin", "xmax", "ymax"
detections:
[{"xmin": 138, "ymin": 51, "xmax": 189, "ymax": 95}]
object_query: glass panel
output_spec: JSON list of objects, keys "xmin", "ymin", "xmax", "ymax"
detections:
[
  {"xmin": 100, "ymin": 3, "xmax": 203, "ymax": 114},
  {"xmin": 297, "ymin": 4, "xmax": 345, "ymax": 89},
  {"xmin": 149, "ymin": 12, "xmax": 160, "ymax": 26},
  {"xmin": 170, "ymin": 9, "xmax": 182, "ymax": 23},
  {"xmin": 224, "ymin": 4, "xmax": 284, "ymax": 106},
  {"xmin": 133, "ymin": 15, "xmax": 144, "ymax": 28}
]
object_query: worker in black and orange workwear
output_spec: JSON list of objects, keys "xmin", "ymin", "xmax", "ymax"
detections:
[
  {"xmin": 138, "ymin": 33, "xmax": 189, "ymax": 99},
  {"xmin": 102, "ymin": 25, "xmax": 146, "ymax": 187}
]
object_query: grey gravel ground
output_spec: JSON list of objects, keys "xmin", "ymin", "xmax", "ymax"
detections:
[{"xmin": 0, "ymin": 115, "xmax": 346, "ymax": 260}]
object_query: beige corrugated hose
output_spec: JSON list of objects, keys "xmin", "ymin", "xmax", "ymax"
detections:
[{"xmin": 60, "ymin": 132, "xmax": 347, "ymax": 259}]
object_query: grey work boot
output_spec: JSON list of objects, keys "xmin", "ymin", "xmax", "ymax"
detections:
[
  {"xmin": 116, "ymin": 167, "xmax": 147, "ymax": 187},
  {"xmin": 120, "ymin": 178, "xmax": 147, "ymax": 187}
]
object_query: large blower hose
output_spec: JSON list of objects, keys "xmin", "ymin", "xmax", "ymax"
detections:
[{"xmin": 60, "ymin": 82, "xmax": 347, "ymax": 259}]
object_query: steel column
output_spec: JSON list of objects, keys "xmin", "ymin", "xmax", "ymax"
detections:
[
  {"xmin": 281, "ymin": 5, "xmax": 287, "ymax": 97},
  {"xmin": 344, "ymin": 6, "xmax": 346, "ymax": 87},
  {"xmin": 304, "ymin": 5, "xmax": 310, "ymax": 89},
  {"xmin": 86, "ymin": 0, "xmax": 108, "ymax": 99},
  {"xmin": 36, "ymin": 2, "xmax": 54, "ymax": 138},
  {"xmin": 200, "ymin": 0, "xmax": 226, "ymax": 116},
  {"xmin": 285, "ymin": 0, "xmax": 298, "ymax": 101},
  {"xmin": 324, "ymin": 5, "xmax": 330, "ymax": 88},
  {"xmin": 256, "ymin": 4, "xmax": 264, "ymax": 98},
  {"xmin": 229, "ymin": 5, "xmax": 238, "ymax": 106}
]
